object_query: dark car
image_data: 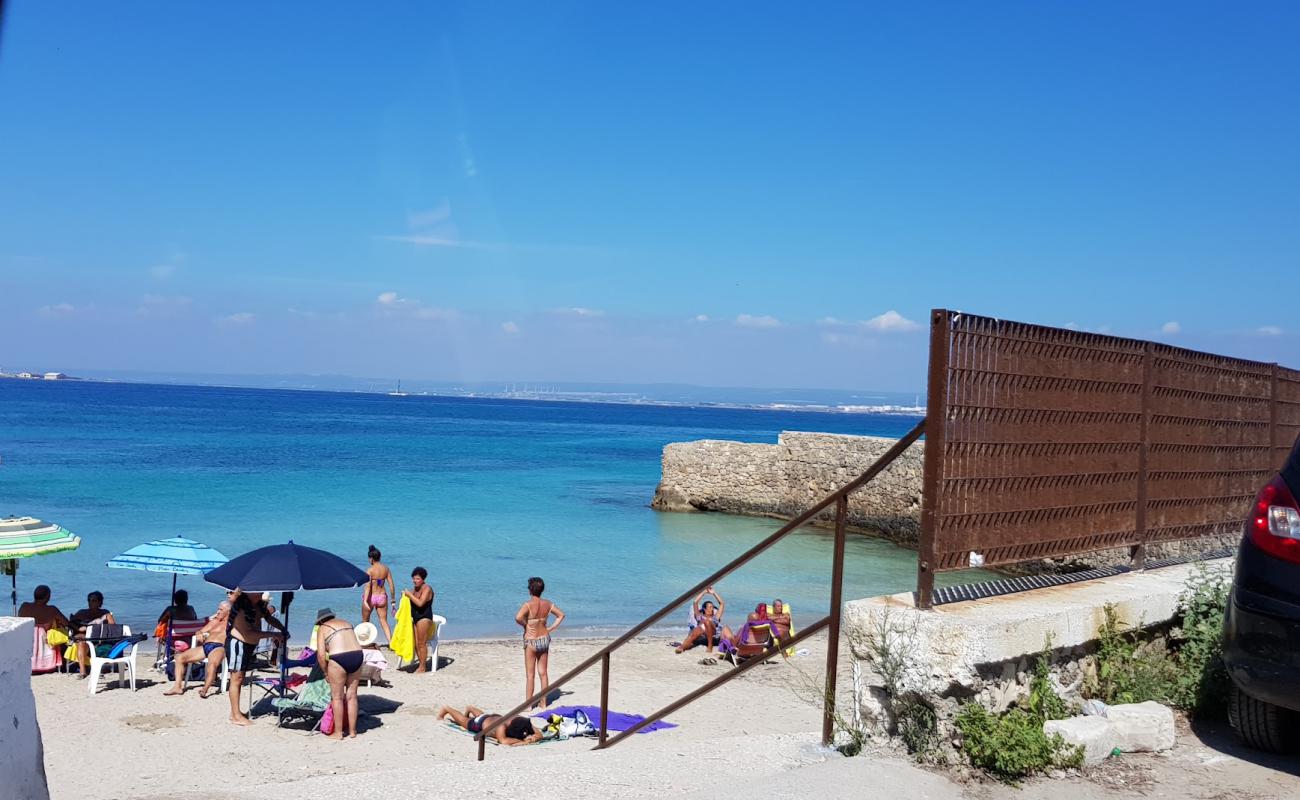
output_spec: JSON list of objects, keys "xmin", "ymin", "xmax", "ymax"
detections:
[{"xmin": 1222, "ymin": 434, "xmax": 1300, "ymax": 752}]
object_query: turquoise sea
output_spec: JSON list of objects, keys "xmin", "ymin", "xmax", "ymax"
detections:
[{"xmin": 1, "ymin": 379, "xmax": 972, "ymax": 639}]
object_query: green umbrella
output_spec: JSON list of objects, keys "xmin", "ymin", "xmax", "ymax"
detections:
[{"xmin": 1, "ymin": 516, "xmax": 81, "ymax": 614}]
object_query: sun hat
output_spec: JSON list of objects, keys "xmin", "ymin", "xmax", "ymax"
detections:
[
  {"xmin": 355, "ymin": 622, "xmax": 379, "ymax": 647},
  {"xmin": 315, "ymin": 607, "xmax": 336, "ymax": 625}
]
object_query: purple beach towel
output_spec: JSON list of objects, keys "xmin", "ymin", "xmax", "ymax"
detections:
[{"xmin": 534, "ymin": 705, "xmax": 678, "ymax": 734}]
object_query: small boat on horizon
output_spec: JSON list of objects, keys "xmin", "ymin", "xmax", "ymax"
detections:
[{"xmin": 387, "ymin": 380, "xmax": 409, "ymax": 397}]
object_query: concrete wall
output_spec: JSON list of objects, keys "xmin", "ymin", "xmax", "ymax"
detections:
[
  {"xmin": 652, "ymin": 431, "xmax": 925, "ymax": 546},
  {"xmin": 840, "ymin": 560, "xmax": 1228, "ymax": 739},
  {"xmin": 0, "ymin": 617, "xmax": 51, "ymax": 800}
]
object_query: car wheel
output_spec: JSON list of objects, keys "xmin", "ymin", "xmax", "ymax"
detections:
[{"xmin": 1229, "ymin": 684, "xmax": 1297, "ymax": 753}]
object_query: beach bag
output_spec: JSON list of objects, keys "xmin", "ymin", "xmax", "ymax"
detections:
[
  {"xmin": 320, "ymin": 703, "xmax": 335, "ymax": 735},
  {"xmin": 46, "ymin": 629, "xmax": 69, "ymax": 647}
]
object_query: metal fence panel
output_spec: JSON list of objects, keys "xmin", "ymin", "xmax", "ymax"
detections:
[{"xmin": 918, "ymin": 309, "xmax": 1296, "ymax": 607}]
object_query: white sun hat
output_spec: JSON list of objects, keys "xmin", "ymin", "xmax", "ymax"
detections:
[{"xmin": 355, "ymin": 621, "xmax": 379, "ymax": 647}]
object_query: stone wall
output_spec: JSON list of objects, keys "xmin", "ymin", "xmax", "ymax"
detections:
[
  {"xmin": 652, "ymin": 431, "xmax": 925, "ymax": 546},
  {"xmin": 0, "ymin": 617, "xmax": 51, "ymax": 800}
]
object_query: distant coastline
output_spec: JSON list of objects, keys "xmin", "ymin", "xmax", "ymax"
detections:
[{"xmin": 2, "ymin": 369, "xmax": 926, "ymax": 416}]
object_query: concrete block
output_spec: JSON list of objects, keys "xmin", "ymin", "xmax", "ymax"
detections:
[
  {"xmin": 1106, "ymin": 701, "xmax": 1175, "ymax": 753},
  {"xmin": 1044, "ymin": 716, "xmax": 1118, "ymax": 766}
]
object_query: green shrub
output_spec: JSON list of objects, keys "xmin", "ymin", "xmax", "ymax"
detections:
[
  {"xmin": 1086, "ymin": 565, "xmax": 1232, "ymax": 717},
  {"xmin": 1087, "ymin": 604, "xmax": 1180, "ymax": 705},
  {"xmin": 1026, "ymin": 641, "xmax": 1072, "ymax": 722},
  {"xmin": 956, "ymin": 704, "xmax": 1083, "ymax": 782},
  {"xmin": 1172, "ymin": 563, "xmax": 1231, "ymax": 717}
]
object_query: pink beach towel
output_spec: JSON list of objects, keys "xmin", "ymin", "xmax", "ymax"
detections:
[{"xmin": 31, "ymin": 625, "xmax": 62, "ymax": 674}]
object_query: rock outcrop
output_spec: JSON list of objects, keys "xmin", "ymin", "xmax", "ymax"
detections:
[{"xmin": 651, "ymin": 431, "xmax": 925, "ymax": 546}]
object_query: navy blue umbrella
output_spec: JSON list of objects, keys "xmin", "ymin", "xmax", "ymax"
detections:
[
  {"xmin": 203, "ymin": 540, "xmax": 367, "ymax": 591},
  {"xmin": 204, "ymin": 540, "xmax": 368, "ymax": 723}
]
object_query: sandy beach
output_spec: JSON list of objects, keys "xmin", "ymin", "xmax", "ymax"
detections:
[
  {"xmin": 30, "ymin": 630, "xmax": 1300, "ymax": 800},
  {"xmin": 33, "ymin": 634, "xmax": 851, "ymax": 799}
]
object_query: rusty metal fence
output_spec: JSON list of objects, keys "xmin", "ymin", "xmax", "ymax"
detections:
[{"xmin": 918, "ymin": 309, "xmax": 1300, "ymax": 607}]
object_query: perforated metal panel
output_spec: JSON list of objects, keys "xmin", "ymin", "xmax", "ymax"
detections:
[{"xmin": 917, "ymin": 310, "xmax": 1295, "ymax": 607}]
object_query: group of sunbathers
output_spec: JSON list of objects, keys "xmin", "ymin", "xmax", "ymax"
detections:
[
  {"xmin": 19, "ymin": 584, "xmax": 122, "ymax": 677},
  {"xmin": 673, "ymin": 587, "xmax": 793, "ymax": 655}
]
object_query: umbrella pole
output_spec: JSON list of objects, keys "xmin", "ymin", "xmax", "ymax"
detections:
[
  {"xmin": 165, "ymin": 574, "xmax": 177, "ymax": 676},
  {"xmin": 279, "ymin": 593, "xmax": 290, "ymax": 726},
  {"xmin": 8, "ymin": 560, "xmax": 16, "ymax": 616}
]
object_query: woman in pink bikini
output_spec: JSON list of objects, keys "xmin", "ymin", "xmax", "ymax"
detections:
[
  {"xmin": 514, "ymin": 576, "xmax": 565, "ymax": 709},
  {"xmin": 360, "ymin": 545, "xmax": 394, "ymax": 645}
]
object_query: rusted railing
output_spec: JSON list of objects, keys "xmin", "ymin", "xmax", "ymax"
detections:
[
  {"xmin": 476, "ymin": 419, "xmax": 927, "ymax": 759},
  {"xmin": 918, "ymin": 309, "xmax": 1300, "ymax": 607}
]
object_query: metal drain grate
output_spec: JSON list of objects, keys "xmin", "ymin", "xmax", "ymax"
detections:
[{"xmin": 930, "ymin": 547, "xmax": 1236, "ymax": 606}]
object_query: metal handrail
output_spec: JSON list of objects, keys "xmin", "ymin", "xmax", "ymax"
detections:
[{"xmin": 476, "ymin": 418, "xmax": 927, "ymax": 759}]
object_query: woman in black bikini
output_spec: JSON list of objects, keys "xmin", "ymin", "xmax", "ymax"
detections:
[
  {"xmin": 314, "ymin": 608, "xmax": 364, "ymax": 740},
  {"xmin": 401, "ymin": 567, "xmax": 435, "ymax": 673}
]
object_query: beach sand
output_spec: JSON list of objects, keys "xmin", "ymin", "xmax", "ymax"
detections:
[
  {"xmin": 33, "ymin": 634, "xmax": 1300, "ymax": 800},
  {"xmin": 34, "ymin": 634, "xmax": 846, "ymax": 799}
]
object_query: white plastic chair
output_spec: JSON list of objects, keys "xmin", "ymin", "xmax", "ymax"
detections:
[
  {"xmin": 87, "ymin": 625, "xmax": 140, "ymax": 695},
  {"xmin": 398, "ymin": 614, "xmax": 447, "ymax": 672}
]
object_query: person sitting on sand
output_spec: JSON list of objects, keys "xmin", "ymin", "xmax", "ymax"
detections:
[
  {"xmin": 18, "ymin": 584, "xmax": 68, "ymax": 630},
  {"xmin": 675, "ymin": 587, "xmax": 732, "ymax": 654},
  {"xmin": 70, "ymin": 591, "xmax": 117, "ymax": 677},
  {"xmin": 401, "ymin": 567, "xmax": 435, "ymax": 673},
  {"xmin": 437, "ymin": 704, "xmax": 542, "ymax": 746},
  {"xmin": 515, "ymin": 576, "xmax": 565, "ymax": 708},
  {"xmin": 225, "ymin": 588, "xmax": 287, "ymax": 727},
  {"xmin": 361, "ymin": 544, "xmax": 394, "ymax": 645},
  {"xmin": 165, "ymin": 600, "xmax": 230, "ymax": 697},
  {"xmin": 315, "ymin": 608, "xmax": 364, "ymax": 740}
]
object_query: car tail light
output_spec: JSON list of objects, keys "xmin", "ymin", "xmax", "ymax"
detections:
[{"xmin": 1249, "ymin": 474, "xmax": 1300, "ymax": 564}]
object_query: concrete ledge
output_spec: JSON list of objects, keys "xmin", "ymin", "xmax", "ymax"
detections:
[
  {"xmin": 0, "ymin": 617, "xmax": 50, "ymax": 800},
  {"xmin": 842, "ymin": 559, "xmax": 1230, "ymax": 734}
]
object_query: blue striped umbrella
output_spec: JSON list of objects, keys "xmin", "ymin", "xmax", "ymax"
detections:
[
  {"xmin": 107, "ymin": 537, "xmax": 228, "ymax": 575},
  {"xmin": 107, "ymin": 537, "xmax": 229, "ymax": 665}
]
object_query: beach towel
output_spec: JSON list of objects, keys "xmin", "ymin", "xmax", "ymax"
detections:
[
  {"xmin": 390, "ymin": 596, "xmax": 414, "ymax": 662},
  {"xmin": 31, "ymin": 624, "xmax": 62, "ymax": 674},
  {"xmin": 533, "ymin": 705, "xmax": 678, "ymax": 734}
]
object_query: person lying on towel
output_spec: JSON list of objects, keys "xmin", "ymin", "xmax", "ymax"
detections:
[{"xmin": 437, "ymin": 704, "xmax": 542, "ymax": 745}]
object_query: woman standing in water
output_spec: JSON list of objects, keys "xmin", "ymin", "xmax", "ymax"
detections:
[
  {"xmin": 361, "ymin": 545, "xmax": 394, "ymax": 645},
  {"xmin": 515, "ymin": 577, "xmax": 565, "ymax": 709},
  {"xmin": 401, "ymin": 567, "xmax": 435, "ymax": 673}
]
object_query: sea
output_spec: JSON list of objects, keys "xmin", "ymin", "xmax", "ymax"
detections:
[{"xmin": 1, "ymin": 379, "xmax": 981, "ymax": 640}]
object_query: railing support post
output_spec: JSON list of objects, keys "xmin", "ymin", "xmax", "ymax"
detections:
[
  {"xmin": 599, "ymin": 652, "xmax": 610, "ymax": 746},
  {"xmin": 823, "ymin": 494, "xmax": 848, "ymax": 747}
]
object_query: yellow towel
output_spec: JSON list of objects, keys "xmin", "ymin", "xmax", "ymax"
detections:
[{"xmin": 390, "ymin": 595, "xmax": 414, "ymax": 661}]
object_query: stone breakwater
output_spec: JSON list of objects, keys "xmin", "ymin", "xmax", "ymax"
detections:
[{"xmin": 651, "ymin": 431, "xmax": 925, "ymax": 546}]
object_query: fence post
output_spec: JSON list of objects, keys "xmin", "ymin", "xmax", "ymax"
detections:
[
  {"xmin": 823, "ymin": 494, "xmax": 849, "ymax": 747},
  {"xmin": 1133, "ymin": 341, "xmax": 1153, "ymax": 570},
  {"xmin": 1271, "ymin": 363, "xmax": 1280, "ymax": 467},
  {"xmin": 918, "ymin": 309, "xmax": 949, "ymax": 608}
]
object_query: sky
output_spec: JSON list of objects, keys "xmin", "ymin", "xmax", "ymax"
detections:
[{"xmin": 1, "ymin": 2, "xmax": 1297, "ymax": 393}]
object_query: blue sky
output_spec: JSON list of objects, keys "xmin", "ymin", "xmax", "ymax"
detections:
[{"xmin": 1, "ymin": 2, "xmax": 1297, "ymax": 392}]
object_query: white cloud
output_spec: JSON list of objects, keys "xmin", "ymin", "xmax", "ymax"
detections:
[
  {"xmin": 1161, "ymin": 321, "xmax": 1181, "ymax": 335},
  {"xmin": 375, "ymin": 291, "xmax": 456, "ymax": 321},
  {"xmin": 693, "ymin": 314, "xmax": 709, "ymax": 322},
  {"xmin": 735, "ymin": 314, "xmax": 782, "ymax": 329},
  {"xmin": 137, "ymin": 294, "xmax": 192, "ymax": 317},
  {"xmin": 553, "ymin": 307, "xmax": 605, "ymax": 317},
  {"xmin": 149, "ymin": 263, "xmax": 176, "ymax": 280},
  {"xmin": 1257, "ymin": 325, "xmax": 1284, "ymax": 336},
  {"xmin": 37, "ymin": 302, "xmax": 76, "ymax": 317},
  {"xmin": 220, "ymin": 312, "xmax": 255, "ymax": 324},
  {"xmin": 817, "ymin": 316, "xmax": 845, "ymax": 326},
  {"xmin": 864, "ymin": 310, "xmax": 920, "ymax": 333},
  {"xmin": 501, "ymin": 321, "xmax": 519, "ymax": 334},
  {"xmin": 1063, "ymin": 321, "xmax": 1081, "ymax": 331}
]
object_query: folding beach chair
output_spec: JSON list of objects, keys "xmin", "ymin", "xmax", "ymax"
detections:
[
  {"xmin": 270, "ymin": 676, "xmax": 332, "ymax": 732},
  {"xmin": 154, "ymin": 617, "xmax": 208, "ymax": 674},
  {"xmin": 720, "ymin": 620, "xmax": 777, "ymax": 666}
]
